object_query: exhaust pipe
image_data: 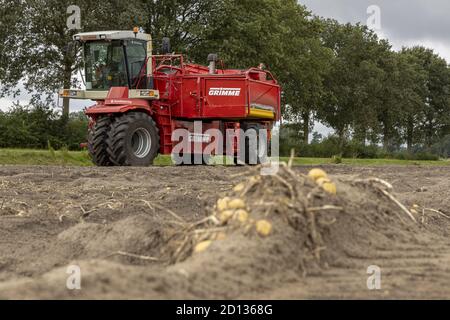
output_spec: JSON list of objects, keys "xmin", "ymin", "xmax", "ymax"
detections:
[{"xmin": 207, "ymin": 53, "xmax": 218, "ymax": 74}]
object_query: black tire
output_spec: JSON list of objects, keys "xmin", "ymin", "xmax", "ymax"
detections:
[
  {"xmin": 106, "ymin": 112, "xmax": 160, "ymax": 166},
  {"xmin": 87, "ymin": 116, "xmax": 113, "ymax": 166},
  {"xmin": 240, "ymin": 124, "xmax": 269, "ymax": 165}
]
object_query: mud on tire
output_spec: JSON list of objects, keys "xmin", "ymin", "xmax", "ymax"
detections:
[
  {"xmin": 106, "ymin": 112, "xmax": 160, "ymax": 166},
  {"xmin": 87, "ymin": 117, "xmax": 113, "ymax": 166}
]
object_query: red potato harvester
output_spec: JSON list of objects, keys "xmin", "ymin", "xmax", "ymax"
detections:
[{"xmin": 61, "ymin": 29, "xmax": 281, "ymax": 166}]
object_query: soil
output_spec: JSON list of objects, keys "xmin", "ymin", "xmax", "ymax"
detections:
[{"xmin": 0, "ymin": 164, "xmax": 449, "ymax": 299}]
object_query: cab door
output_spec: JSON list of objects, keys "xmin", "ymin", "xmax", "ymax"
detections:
[{"xmin": 125, "ymin": 39, "xmax": 147, "ymax": 89}]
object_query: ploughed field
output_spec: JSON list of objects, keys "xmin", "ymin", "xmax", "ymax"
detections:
[{"xmin": 0, "ymin": 164, "xmax": 449, "ymax": 299}]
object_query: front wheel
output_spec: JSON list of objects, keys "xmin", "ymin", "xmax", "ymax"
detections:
[{"xmin": 106, "ymin": 112, "xmax": 160, "ymax": 166}]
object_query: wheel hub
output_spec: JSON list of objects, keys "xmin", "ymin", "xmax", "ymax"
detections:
[{"xmin": 131, "ymin": 128, "xmax": 152, "ymax": 158}]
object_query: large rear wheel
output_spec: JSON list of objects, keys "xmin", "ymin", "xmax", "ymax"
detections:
[
  {"xmin": 106, "ymin": 112, "xmax": 160, "ymax": 166},
  {"xmin": 240, "ymin": 123, "xmax": 269, "ymax": 165},
  {"xmin": 87, "ymin": 116, "xmax": 112, "ymax": 166}
]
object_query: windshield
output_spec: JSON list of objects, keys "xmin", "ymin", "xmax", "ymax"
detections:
[{"xmin": 84, "ymin": 41, "xmax": 128, "ymax": 90}]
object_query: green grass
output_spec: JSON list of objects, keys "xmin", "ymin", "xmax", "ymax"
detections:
[
  {"xmin": 0, "ymin": 149, "xmax": 177, "ymax": 167},
  {"xmin": 0, "ymin": 149, "xmax": 448, "ymax": 167},
  {"xmin": 153, "ymin": 155, "xmax": 175, "ymax": 166},
  {"xmin": 280, "ymin": 157, "xmax": 450, "ymax": 166},
  {"xmin": 0, "ymin": 148, "xmax": 94, "ymax": 166}
]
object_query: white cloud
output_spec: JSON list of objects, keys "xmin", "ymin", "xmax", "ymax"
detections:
[
  {"xmin": 0, "ymin": 75, "xmax": 93, "ymax": 113},
  {"xmin": 311, "ymin": 122, "xmax": 334, "ymax": 141},
  {"xmin": 0, "ymin": 92, "xmax": 93, "ymax": 113}
]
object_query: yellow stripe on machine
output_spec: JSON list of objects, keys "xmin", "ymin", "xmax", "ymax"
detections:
[{"xmin": 248, "ymin": 108, "xmax": 275, "ymax": 119}]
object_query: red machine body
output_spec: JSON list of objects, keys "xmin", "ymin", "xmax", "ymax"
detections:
[{"xmin": 85, "ymin": 55, "xmax": 281, "ymax": 156}]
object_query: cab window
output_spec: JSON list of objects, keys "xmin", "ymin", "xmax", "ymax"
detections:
[
  {"xmin": 126, "ymin": 40, "xmax": 147, "ymax": 88},
  {"xmin": 84, "ymin": 40, "xmax": 128, "ymax": 90}
]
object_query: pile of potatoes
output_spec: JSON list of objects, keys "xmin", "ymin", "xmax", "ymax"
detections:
[
  {"xmin": 308, "ymin": 168, "xmax": 337, "ymax": 195},
  {"xmin": 194, "ymin": 197, "xmax": 272, "ymax": 254},
  {"xmin": 194, "ymin": 168, "xmax": 336, "ymax": 254},
  {"xmin": 215, "ymin": 197, "xmax": 272, "ymax": 237}
]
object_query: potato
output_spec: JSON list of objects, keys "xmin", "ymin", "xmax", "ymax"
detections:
[
  {"xmin": 322, "ymin": 182, "xmax": 337, "ymax": 195},
  {"xmin": 248, "ymin": 176, "xmax": 260, "ymax": 183},
  {"xmin": 194, "ymin": 240, "xmax": 212, "ymax": 253},
  {"xmin": 234, "ymin": 209, "xmax": 249, "ymax": 223},
  {"xmin": 308, "ymin": 168, "xmax": 328, "ymax": 181},
  {"xmin": 215, "ymin": 232, "xmax": 227, "ymax": 241},
  {"xmin": 316, "ymin": 177, "xmax": 331, "ymax": 186},
  {"xmin": 217, "ymin": 197, "xmax": 230, "ymax": 212},
  {"xmin": 219, "ymin": 210, "xmax": 235, "ymax": 224},
  {"xmin": 228, "ymin": 198, "xmax": 246, "ymax": 210},
  {"xmin": 256, "ymin": 220, "xmax": 272, "ymax": 237},
  {"xmin": 233, "ymin": 183, "xmax": 245, "ymax": 193}
]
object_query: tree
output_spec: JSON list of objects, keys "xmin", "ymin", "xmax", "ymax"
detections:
[
  {"xmin": 319, "ymin": 22, "xmax": 383, "ymax": 149},
  {"xmin": 393, "ymin": 50, "xmax": 428, "ymax": 151},
  {"xmin": 278, "ymin": 9, "xmax": 333, "ymax": 144},
  {"xmin": 184, "ymin": 0, "xmax": 285, "ymax": 67},
  {"xmin": 0, "ymin": 0, "xmax": 27, "ymax": 98},
  {"xmin": 402, "ymin": 47, "xmax": 450, "ymax": 148},
  {"xmin": 140, "ymin": 0, "xmax": 223, "ymax": 56},
  {"xmin": 370, "ymin": 46, "xmax": 403, "ymax": 151},
  {"xmin": 186, "ymin": 0, "xmax": 333, "ymax": 145},
  {"xmin": 0, "ymin": 0, "xmax": 143, "ymax": 116}
]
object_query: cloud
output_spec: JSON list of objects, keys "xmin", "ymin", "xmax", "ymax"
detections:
[
  {"xmin": 0, "ymin": 82, "xmax": 32, "ymax": 110},
  {"xmin": 0, "ymin": 82, "xmax": 93, "ymax": 113},
  {"xmin": 0, "ymin": 93, "xmax": 93, "ymax": 113}
]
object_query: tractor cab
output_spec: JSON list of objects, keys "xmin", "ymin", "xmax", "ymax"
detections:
[{"xmin": 74, "ymin": 30, "xmax": 152, "ymax": 91}]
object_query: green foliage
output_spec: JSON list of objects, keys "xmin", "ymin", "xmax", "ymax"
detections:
[
  {"xmin": 331, "ymin": 155, "xmax": 343, "ymax": 164},
  {"xmin": 280, "ymin": 126, "xmax": 442, "ymax": 161},
  {"xmin": 47, "ymin": 140, "xmax": 56, "ymax": 159},
  {"xmin": 431, "ymin": 135, "xmax": 450, "ymax": 158},
  {"xmin": 391, "ymin": 151, "xmax": 440, "ymax": 161},
  {"xmin": 139, "ymin": 0, "xmax": 221, "ymax": 55},
  {"xmin": 0, "ymin": 104, "xmax": 88, "ymax": 150}
]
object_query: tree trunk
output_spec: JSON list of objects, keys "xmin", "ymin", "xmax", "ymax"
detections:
[
  {"xmin": 383, "ymin": 125, "xmax": 390, "ymax": 151},
  {"xmin": 406, "ymin": 117, "xmax": 414, "ymax": 152},
  {"xmin": 62, "ymin": 63, "xmax": 72, "ymax": 118},
  {"xmin": 354, "ymin": 126, "xmax": 367, "ymax": 146},
  {"xmin": 62, "ymin": 98, "xmax": 70, "ymax": 118},
  {"xmin": 425, "ymin": 118, "xmax": 434, "ymax": 148},
  {"xmin": 301, "ymin": 111, "xmax": 310, "ymax": 145},
  {"xmin": 337, "ymin": 126, "xmax": 347, "ymax": 155}
]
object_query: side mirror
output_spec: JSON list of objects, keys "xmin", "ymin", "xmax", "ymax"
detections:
[{"xmin": 162, "ymin": 37, "xmax": 171, "ymax": 54}]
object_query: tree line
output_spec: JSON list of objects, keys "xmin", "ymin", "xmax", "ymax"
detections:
[{"xmin": 0, "ymin": 0, "xmax": 449, "ymax": 157}]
